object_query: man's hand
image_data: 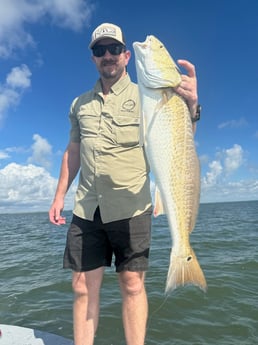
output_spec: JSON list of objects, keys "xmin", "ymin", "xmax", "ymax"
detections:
[
  {"xmin": 49, "ymin": 199, "xmax": 66, "ymax": 225},
  {"xmin": 175, "ymin": 59, "xmax": 198, "ymax": 117}
]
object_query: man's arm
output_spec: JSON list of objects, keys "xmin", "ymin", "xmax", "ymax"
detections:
[{"xmin": 49, "ymin": 141, "xmax": 80, "ymax": 225}]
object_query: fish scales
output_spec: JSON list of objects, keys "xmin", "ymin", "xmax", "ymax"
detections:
[{"xmin": 133, "ymin": 35, "xmax": 207, "ymax": 293}]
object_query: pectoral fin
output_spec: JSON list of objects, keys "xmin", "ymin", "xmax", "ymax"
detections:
[{"xmin": 153, "ymin": 186, "xmax": 165, "ymax": 217}]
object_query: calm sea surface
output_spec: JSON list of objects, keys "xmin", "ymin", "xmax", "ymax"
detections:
[{"xmin": 0, "ymin": 201, "xmax": 258, "ymax": 344}]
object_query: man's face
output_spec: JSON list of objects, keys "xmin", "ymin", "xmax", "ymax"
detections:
[{"xmin": 92, "ymin": 38, "xmax": 131, "ymax": 81}]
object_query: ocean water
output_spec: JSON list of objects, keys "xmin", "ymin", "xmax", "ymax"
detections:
[{"xmin": 0, "ymin": 201, "xmax": 257, "ymax": 344}]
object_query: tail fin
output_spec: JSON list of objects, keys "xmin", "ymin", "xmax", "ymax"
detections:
[{"xmin": 165, "ymin": 247, "xmax": 207, "ymax": 294}]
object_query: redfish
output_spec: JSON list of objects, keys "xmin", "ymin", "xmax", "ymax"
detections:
[{"xmin": 133, "ymin": 35, "xmax": 207, "ymax": 293}]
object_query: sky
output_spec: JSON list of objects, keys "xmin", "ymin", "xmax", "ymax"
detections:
[{"xmin": 0, "ymin": 0, "xmax": 258, "ymax": 214}]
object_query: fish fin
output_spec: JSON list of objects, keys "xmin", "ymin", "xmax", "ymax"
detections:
[
  {"xmin": 154, "ymin": 89, "xmax": 173, "ymax": 114},
  {"xmin": 153, "ymin": 186, "xmax": 165, "ymax": 217},
  {"xmin": 165, "ymin": 247, "xmax": 207, "ymax": 294}
]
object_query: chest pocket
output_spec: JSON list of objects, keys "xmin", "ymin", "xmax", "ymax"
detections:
[
  {"xmin": 112, "ymin": 115, "xmax": 140, "ymax": 146},
  {"xmin": 77, "ymin": 112, "xmax": 100, "ymax": 138}
]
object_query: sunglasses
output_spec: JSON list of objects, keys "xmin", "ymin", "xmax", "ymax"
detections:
[{"xmin": 92, "ymin": 43, "xmax": 126, "ymax": 57}]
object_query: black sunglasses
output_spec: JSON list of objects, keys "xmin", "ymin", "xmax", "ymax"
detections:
[{"xmin": 92, "ymin": 43, "xmax": 126, "ymax": 57}]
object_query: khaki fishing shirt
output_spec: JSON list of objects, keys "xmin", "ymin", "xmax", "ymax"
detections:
[{"xmin": 69, "ymin": 74, "xmax": 152, "ymax": 223}]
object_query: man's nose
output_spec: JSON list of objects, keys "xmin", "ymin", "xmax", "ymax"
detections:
[{"xmin": 103, "ymin": 49, "xmax": 113, "ymax": 58}]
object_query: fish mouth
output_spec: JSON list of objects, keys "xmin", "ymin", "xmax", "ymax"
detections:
[{"xmin": 133, "ymin": 35, "xmax": 152, "ymax": 51}]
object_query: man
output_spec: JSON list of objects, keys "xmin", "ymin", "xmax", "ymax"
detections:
[{"xmin": 49, "ymin": 23, "xmax": 200, "ymax": 345}]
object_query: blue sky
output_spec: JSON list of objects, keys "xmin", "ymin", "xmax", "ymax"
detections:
[{"xmin": 0, "ymin": 0, "xmax": 258, "ymax": 213}]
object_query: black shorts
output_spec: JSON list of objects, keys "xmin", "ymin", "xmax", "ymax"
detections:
[{"xmin": 63, "ymin": 207, "xmax": 152, "ymax": 272}]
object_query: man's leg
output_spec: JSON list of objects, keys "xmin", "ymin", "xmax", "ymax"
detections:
[
  {"xmin": 119, "ymin": 271, "xmax": 147, "ymax": 345},
  {"xmin": 72, "ymin": 267, "xmax": 104, "ymax": 345}
]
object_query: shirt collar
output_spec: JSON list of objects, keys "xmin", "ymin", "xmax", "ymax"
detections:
[{"xmin": 94, "ymin": 73, "xmax": 131, "ymax": 96}]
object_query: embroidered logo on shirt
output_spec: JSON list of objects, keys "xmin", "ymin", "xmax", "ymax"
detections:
[{"xmin": 122, "ymin": 99, "xmax": 136, "ymax": 112}]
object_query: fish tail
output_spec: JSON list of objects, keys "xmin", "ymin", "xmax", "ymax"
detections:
[{"xmin": 165, "ymin": 247, "xmax": 207, "ymax": 294}]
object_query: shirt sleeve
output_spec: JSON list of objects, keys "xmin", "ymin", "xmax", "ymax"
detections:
[{"xmin": 69, "ymin": 97, "xmax": 81, "ymax": 143}]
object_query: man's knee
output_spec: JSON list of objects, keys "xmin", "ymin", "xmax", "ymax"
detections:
[
  {"xmin": 72, "ymin": 268, "xmax": 104, "ymax": 296},
  {"xmin": 119, "ymin": 271, "xmax": 146, "ymax": 296},
  {"xmin": 72, "ymin": 272, "xmax": 88, "ymax": 296}
]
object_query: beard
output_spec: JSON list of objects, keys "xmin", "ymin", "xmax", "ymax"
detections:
[{"xmin": 99, "ymin": 59, "xmax": 125, "ymax": 80}]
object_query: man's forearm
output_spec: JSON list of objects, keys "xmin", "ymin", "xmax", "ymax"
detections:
[{"xmin": 54, "ymin": 143, "xmax": 80, "ymax": 201}]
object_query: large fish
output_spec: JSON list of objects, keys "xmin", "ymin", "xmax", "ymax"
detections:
[{"xmin": 133, "ymin": 35, "xmax": 207, "ymax": 294}]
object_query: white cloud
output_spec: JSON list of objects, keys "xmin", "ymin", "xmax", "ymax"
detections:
[
  {"xmin": 0, "ymin": 0, "xmax": 94, "ymax": 125},
  {"xmin": 28, "ymin": 134, "xmax": 53, "ymax": 169},
  {"xmin": 0, "ymin": 150, "xmax": 10, "ymax": 160},
  {"xmin": 218, "ymin": 117, "xmax": 248, "ymax": 129},
  {"xmin": 199, "ymin": 154, "xmax": 209, "ymax": 165},
  {"xmin": 0, "ymin": 162, "xmax": 76, "ymax": 213},
  {"xmin": 202, "ymin": 144, "xmax": 244, "ymax": 188},
  {"xmin": 44, "ymin": 0, "xmax": 94, "ymax": 31},
  {"xmin": 0, "ymin": 135, "xmax": 77, "ymax": 213},
  {"xmin": 202, "ymin": 160, "xmax": 223, "ymax": 187},
  {"xmin": 6, "ymin": 64, "xmax": 32, "ymax": 88},
  {"xmin": 0, "ymin": 0, "xmax": 94, "ymax": 58},
  {"xmin": 224, "ymin": 144, "xmax": 244, "ymax": 175},
  {"xmin": 0, "ymin": 64, "xmax": 32, "ymax": 126},
  {"xmin": 201, "ymin": 179, "xmax": 258, "ymax": 204},
  {"xmin": 0, "ymin": 0, "xmax": 35, "ymax": 58},
  {"xmin": 0, "ymin": 134, "xmax": 53, "ymax": 169},
  {"xmin": 200, "ymin": 143, "xmax": 258, "ymax": 203},
  {"xmin": 5, "ymin": 146, "xmax": 28, "ymax": 154}
]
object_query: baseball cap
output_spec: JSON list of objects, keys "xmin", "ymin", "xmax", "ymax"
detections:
[{"xmin": 89, "ymin": 23, "xmax": 126, "ymax": 49}]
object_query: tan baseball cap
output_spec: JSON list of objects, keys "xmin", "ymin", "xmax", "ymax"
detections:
[{"xmin": 89, "ymin": 23, "xmax": 126, "ymax": 49}]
